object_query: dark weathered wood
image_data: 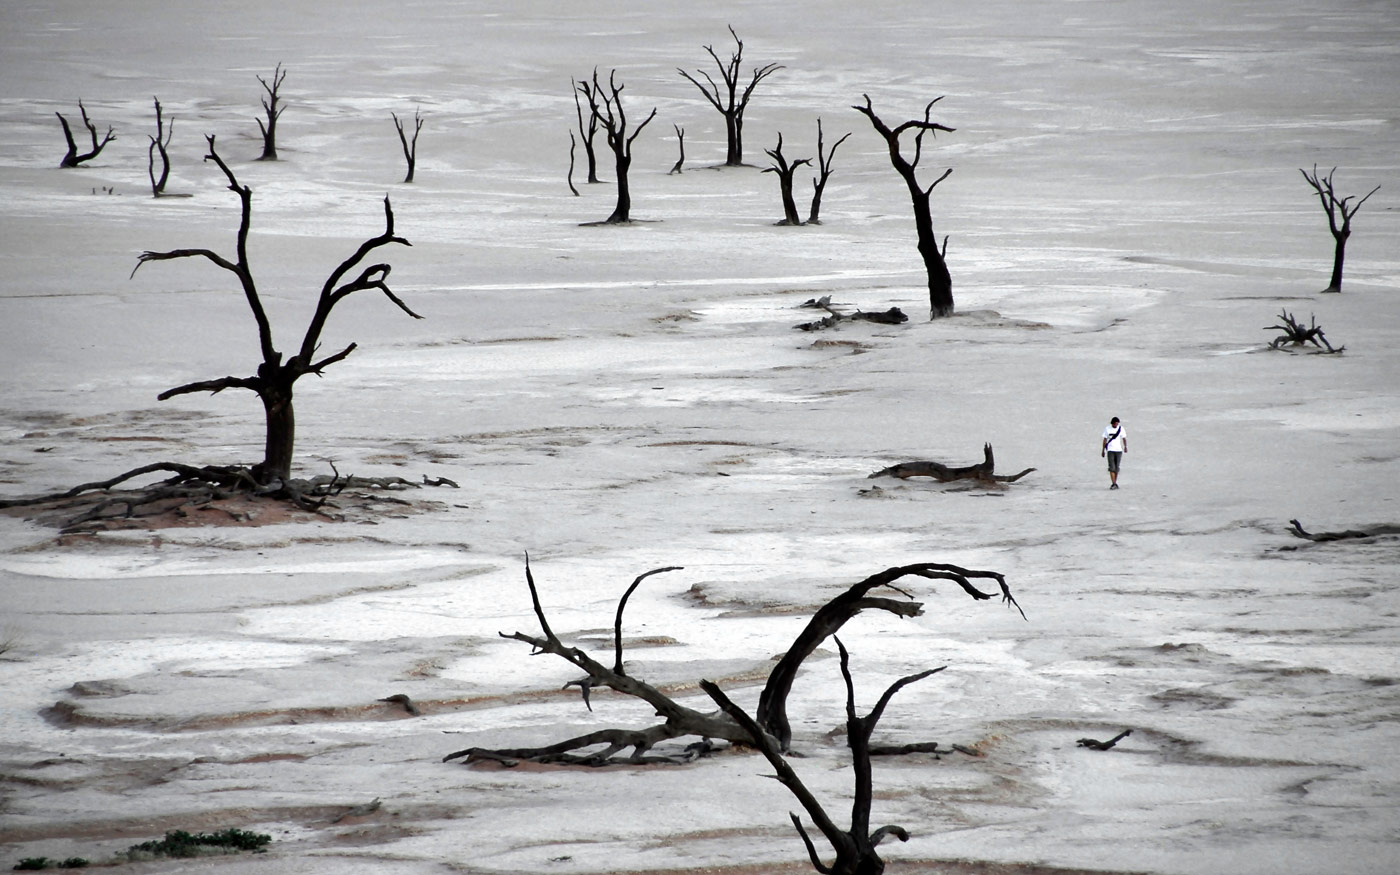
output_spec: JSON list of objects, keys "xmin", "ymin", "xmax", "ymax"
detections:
[
  {"xmin": 1077, "ymin": 729, "xmax": 1131, "ymax": 751},
  {"xmin": 147, "ymin": 97, "xmax": 174, "ymax": 196},
  {"xmin": 1288, "ymin": 519, "xmax": 1400, "ymax": 542},
  {"xmin": 56, "ymin": 100, "xmax": 115, "ymax": 168},
  {"xmin": 868, "ymin": 443, "xmax": 1035, "ymax": 484},
  {"xmin": 572, "ymin": 76, "xmax": 601, "ymax": 184},
  {"xmin": 808, "ymin": 118, "xmax": 851, "ymax": 225},
  {"xmin": 131, "ymin": 135, "xmax": 414, "ymax": 485},
  {"xmin": 756, "ymin": 561, "xmax": 1022, "ymax": 750},
  {"xmin": 669, "ymin": 124, "xmax": 686, "ymax": 175},
  {"xmin": 567, "ymin": 131, "xmax": 580, "ymax": 195},
  {"xmin": 763, "ymin": 133, "xmax": 812, "ymax": 225},
  {"xmin": 705, "ymin": 638, "xmax": 934, "ymax": 875},
  {"xmin": 795, "ymin": 296, "xmax": 907, "ymax": 331},
  {"xmin": 392, "ymin": 108, "xmax": 423, "ymax": 183},
  {"xmin": 853, "ymin": 95, "xmax": 955, "ymax": 319},
  {"xmin": 582, "ymin": 69, "xmax": 656, "ymax": 224},
  {"xmin": 446, "ymin": 560, "xmax": 1020, "ymax": 768},
  {"xmin": 677, "ymin": 26, "xmax": 781, "ymax": 166},
  {"xmin": 1266, "ymin": 309, "xmax": 1343, "ymax": 353},
  {"xmin": 1300, "ymin": 165, "xmax": 1379, "ymax": 293},
  {"xmin": 256, "ymin": 63, "xmax": 287, "ymax": 161}
]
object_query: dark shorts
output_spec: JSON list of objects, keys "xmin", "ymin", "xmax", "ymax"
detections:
[{"xmin": 1106, "ymin": 451, "xmax": 1122, "ymax": 473}]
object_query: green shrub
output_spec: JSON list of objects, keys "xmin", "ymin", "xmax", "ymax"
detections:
[{"xmin": 121, "ymin": 828, "xmax": 271, "ymax": 860}]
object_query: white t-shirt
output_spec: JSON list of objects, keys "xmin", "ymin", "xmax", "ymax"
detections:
[{"xmin": 1103, "ymin": 424, "xmax": 1126, "ymax": 452}]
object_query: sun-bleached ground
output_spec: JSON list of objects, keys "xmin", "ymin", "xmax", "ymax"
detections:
[{"xmin": 2, "ymin": 1, "xmax": 1399, "ymax": 872}]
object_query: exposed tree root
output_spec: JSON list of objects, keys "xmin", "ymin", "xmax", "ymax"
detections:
[
  {"xmin": 0, "ymin": 461, "xmax": 444, "ymax": 532},
  {"xmin": 868, "ymin": 443, "xmax": 1035, "ymax": 484}
]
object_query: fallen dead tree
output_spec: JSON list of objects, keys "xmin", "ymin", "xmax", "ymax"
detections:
[
  {"xmin": 868, "ymin": 443, "xmax": 1034, "ymax": 484},
  {"xmin": 1266, "ymin": 309, "xmax": 1343, "ymax": 353},
  {"xmin": 1288, "ymin": 518, "xmax": 1400, "ymax": 542},
  {"xmin": 797, "ymin": 295, "xmax": 907, "ymax": 331},
  {"xmin": 0, "ymin": 461, "xmax": 446, "ymax": 533},
  {"xmin": 443, "ymin": 559, "xmax": 1022, "ymax": 767}
]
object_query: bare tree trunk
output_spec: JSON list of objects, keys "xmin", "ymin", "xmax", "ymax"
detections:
[
  {"xmin": 573, "ymin": 76, "xmax": 602, "ymax": 183},
  {"xmin": 808, "ymin": 118, "xmax": 851, "ymax": 225},
  {"xmin": 567, "ymin": 131, "xmax": 580, "ymax": 195},
  {"xmin": 256, "ymin": 63, "xmax": 287, "ymax": 161},
  {"xmin": 853, "ymin": 95, "xmax": 956, "ymax": 319},
  {"xmin": 257, "ymin": 384, "xmax": 296, "ymax": 484},
  {"xmin": 763, "ymin": 133, "xmax": 811, "ymax": 226},
  {"xmin": 147, "ymin": 97, "xmax": 172, "ymax": 196},
  {"xmin": 669, "ymin": 124, "xmax": 686, "ymax": 175},
  {"xmin": 393, "ymin": 109, "xmax": 422, "ymax": 183}
]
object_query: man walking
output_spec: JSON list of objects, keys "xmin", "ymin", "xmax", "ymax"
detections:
[{"xmin": 1101, "ymin": 416, "xmax": 1126, "ymax": 489}]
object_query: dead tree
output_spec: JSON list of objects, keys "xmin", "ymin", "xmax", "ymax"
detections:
[
  {"xmin": 853, "ymin": 95, "xmax": 956, "ymax": 319},
  {"xmin": 669, "ymin": 124, "xmax": 686, "ymax": 174},
  {"xmin": 677, "ymin": 26, "xmax": 782, "ymax": 167},
  {"xmin": 1266, "ymin": 309, "xmax": 1343, "ymax": 353},
  {"xmin": 255, "ymin": 63, "xmax": 287, "ymax": 161},
  {"xmin": 796, "ymin": 295, "xmax": 906, "ymax": 331},
  {"xmin": 867, "ymin": 443, "xmax": 1035, "ymax": 484},
  {"xmin": 586, "ymin": 69, "xmax": 656, "ymax": 224},
  {"xmin": 1287, "ymin": 519, "xmax": 1400, "ymax": 542},
  {"xmin": 764, "ymin": 133, "xmax": 812, "ymax": 225},
  {"xmin": 705, "ymin": 638, "xmax": 935, "ymax": 875},
  {"xmin": 567, "ymin": 131, "xmax": 580, "ymax": 195},
  {"xmin": 147, "ymin": 97, "xmax": 173, "ymax": 196},
  {"xmin": 1300, "ymin": 165, "xmax": 1379, "ymax": 293},
  {"xmin": 129, "ymin": 135, "xmax": 417, "ymax": 487},
  {"xmin": 808, "ymin": 118, "xmax": 851, "ymax": 225},
  {"xmin": 56, "ymin": 100, "xmax": 115, "ymax": 167},
  {"xmin": 444, "ymin": 560, "xmax": 1021, "ymax": 767},
  {"xmin": 572, "ymin": 76, "xmax": 602, "ymax": 183},
  {"xmin": 392, "ymin": 109, "xmax": 423, "ymax": 183}
]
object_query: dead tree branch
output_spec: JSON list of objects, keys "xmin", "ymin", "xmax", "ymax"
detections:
[
  {"xmin": 704, "ymin": 637, "xmax": 934, "ymax": 875},
  {"xmin": 56, "ymin": 100, "xmax": 115, "ymax": 167},
  {"xmin": 670, "ymin": 124, "xmax": 686, "ymax": 174},
  {"xmin": 1287, "ymin": 519, "xmax": 1400, "ymax": 542},
  {"xmin": 868, "ymin": 443, "xmax": 1036, "ymax": 484},
  {"xmin": 808, "ymin": 118, "xmax": 851, "ymax": 225},
  {"xmin": 445, "ymin": 560, "xmax": 1021, "ymax": 767},
  {"xmin": 796, "ymin": 295, "xmax": 907, "ymax": 331},
  {"xmin": 392, "ymin": 108, "xmax": 423, "ymax": 183}
]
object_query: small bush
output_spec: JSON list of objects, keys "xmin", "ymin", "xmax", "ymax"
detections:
[
  {"xmin": 14, "ymin": 859, "xmax": 50, "ymax": 871},
  {"xmin": 121, "ymin": 828, "xmax": 271, "ymax": 861},
  {"xmin": 59, "ymin": 861, "xmax": 87, "ymax": 870}
]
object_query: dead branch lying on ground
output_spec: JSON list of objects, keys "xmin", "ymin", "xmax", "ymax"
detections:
[
  {"xmin": 444, "ymin": 560, "xmax": 1022, "ymax": 768},
  {"xmin": 797, "ymin": 295, "xmax": 907, "ymax": 331},
  {"xmin": 0, "ymin": 461, "xmax": 447, "ymax": 532},
  {"xmin": 1287, "ymin": 519, "xmax": 1400, "ymax": 542},
  {"xmin": 868, "ymin": 443, "xmax": 1035, "ymax": 484},
  {"xmin": 1266, "ymin": 309, "xmax": 1343, "ymax": 353}
]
